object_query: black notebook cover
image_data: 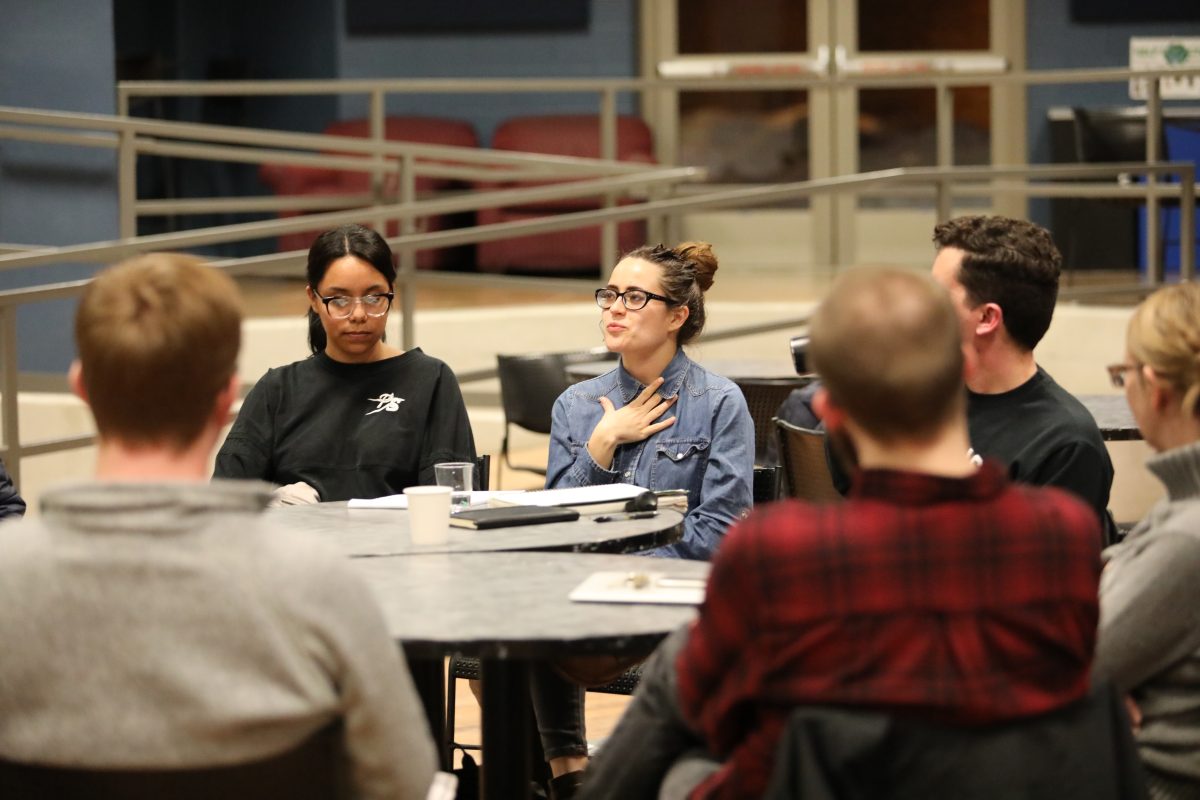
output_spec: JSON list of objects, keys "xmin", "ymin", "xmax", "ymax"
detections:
[{"xmin": 448, "ymin": 505, "xmax": 581, "ymax": 530}]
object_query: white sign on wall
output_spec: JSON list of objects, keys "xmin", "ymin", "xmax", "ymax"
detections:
[{"xmin": 1130, "ymin": 37, "xmax": 1200, "ymax": 100}]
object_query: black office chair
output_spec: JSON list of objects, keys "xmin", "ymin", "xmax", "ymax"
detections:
[
  {"xmin": 495, "ymin": 348, "xmax": 616, "ymax": 488},
  {"xmin": 762, "ymin": 684, "xmax": 1147, "ymax": 800},
  {"xmin": 1063, "ymin": 107, "xmax": 1168, "ymax": 280},
  {"xmin": 775, "ymin": 418, "xmax": 842, "ymax": 503},
  {"xmin": 735, "ymin": 379, "xmax": 804, "ymax": 467},
  {"xmin": 0, "ymin": 725, "xmax": 340, "ymax": 800}
]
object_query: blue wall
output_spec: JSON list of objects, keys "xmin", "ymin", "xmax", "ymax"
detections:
[
  {"xmin": 0, "ymin": 1, "xmax": 117, "ymax": 373},
  {"xmin": 1026, "ymin": 0, "xmax": 1200, "ymax": 166},
  {"xmin": 335, "ymin": 0, "xmax": 638, "ymax": 144}
]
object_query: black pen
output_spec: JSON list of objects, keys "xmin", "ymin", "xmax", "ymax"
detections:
[{"xmin": 593, "ymin": 511, "xmax": 659, "ymax": 523}]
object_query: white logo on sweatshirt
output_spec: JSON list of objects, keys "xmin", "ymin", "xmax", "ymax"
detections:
[{"xmin": 366, "ymin": 393, "xmax": 405, "ymax": 416}]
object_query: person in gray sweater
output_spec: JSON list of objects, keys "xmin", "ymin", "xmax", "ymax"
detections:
[
  {"xmin": 1094, "ymin": 281, "xmax": 1200, "ymax": 800},
  {"xmin": 0, "ymin": 254, "xmax": 444, "ymax": 800}
]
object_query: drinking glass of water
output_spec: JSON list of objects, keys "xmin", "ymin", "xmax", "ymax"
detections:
[{"xmin": 433, "ymin": 462, "xmax": 473, "ymax": 514}]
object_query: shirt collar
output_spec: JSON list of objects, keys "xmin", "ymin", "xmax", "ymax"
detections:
[
  {"xmin": 616, "ymin": 348, "xmax": 690, "ymax": 403},
  {"xmin": 851, "ymin": 460, "xmax": 1009, "ymax": 505},
  {"xmin": 1146, "ymin": 440, "xmax": 1200, "ymax": 502}
]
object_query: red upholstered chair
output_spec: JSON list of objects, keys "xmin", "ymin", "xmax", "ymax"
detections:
[
  {"xmin": 475, "ymin": 114, "xmax": 655, "ymax": 274},
  {"xmin": 258, "ymin": 116, "xmax": 479, "ymax": 269}
]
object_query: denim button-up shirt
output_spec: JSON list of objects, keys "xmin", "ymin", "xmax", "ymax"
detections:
[{"xmin": 545, "ymin": 348, "xmax": 755, "ymax": 560}]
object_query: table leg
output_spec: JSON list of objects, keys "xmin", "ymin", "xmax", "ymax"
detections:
[
  {"xmin": 481, "ymin": 657, "xmax": 532, "ymax": 800},
  {"xmin": 407, "ymin": 655, "xmax": 450, "ymax": 771}
]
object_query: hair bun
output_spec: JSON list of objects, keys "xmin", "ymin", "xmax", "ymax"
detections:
[{"xmin": 676, "ymin": 241, "xmax": 718, "ymax": 292}]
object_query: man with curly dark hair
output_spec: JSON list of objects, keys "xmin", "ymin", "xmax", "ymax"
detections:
[{"xmin": 930, "ymin": 215, "xmax": 1115, "ymax": 541}]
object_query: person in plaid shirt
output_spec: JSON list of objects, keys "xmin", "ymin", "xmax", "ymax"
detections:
[{"xmin": 579, "ymin": 267, "xmax": 1103, "ymax": 800}]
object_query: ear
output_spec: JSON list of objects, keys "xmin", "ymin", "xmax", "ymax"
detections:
[
  {"xmin": 975, "ymin": 302, "xmax": 1003, "ymax": 338},
  {"xmin": 1143, "ymin": 365, "xmax": 1174, "ymax": 413},
  {"xmin": 68, "ymin": 360, "xmax": 89, "ymax": 405},
  {"xmin": 812, "ymin": 386, "xmax": 845, "ymax": 430},
  {"xmin": 306, "ymin": 285, "xmax": 321, "ymax": 315},
  {"xmin": 212, "ymin": 374, "xmax": 240, "ymax": 428},
  {"xmin": 666, "ymin": 303, "xmax": 690, "ymax": 334}
]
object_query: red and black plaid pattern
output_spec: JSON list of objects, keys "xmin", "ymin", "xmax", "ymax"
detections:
[{"xmin": 676, "ymin": 461, "xmax": 1102, "ymax": 800}]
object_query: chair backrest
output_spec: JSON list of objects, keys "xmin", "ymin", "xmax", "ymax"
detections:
[
  {"xmin": 0, "ymin": 725, "xmax": 341, "ymax": 800},
  {"xmin": 775, "ymin": 418, "xmax": 842, "ymax": 503},
  {"xmin": 763, "ymin": 684, "xmax": 1148, "ymax": 800},
  {"xmin": 735, "ymin": 380, "xmax": 803, "ymax": 466},
  {"xmin": 490, "ymin": 114, "xmax": 654, "ymax": 161},
  {"xmin": 496, "ymin": 349, "xmax": 618, "ymax": 436},
  {"xmin": 1071, "ymin": 107, "xmax": 1161, "ymax": 164},
  {"xmin": 474, "ymin": 453, "xmax": 491, "ymax": 492}
]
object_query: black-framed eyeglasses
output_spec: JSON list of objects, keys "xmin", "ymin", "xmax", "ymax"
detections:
[
  {"xmin": 318, "ymin": 292, "xmax": 394, "ymax": 319},
  {"xmin": 1106, "ymin": 362, "xmax": 1140, "ymax": 389},
  {"xmin": 595, "ymin": 287, "xmax": 675, "ymax": 311}
]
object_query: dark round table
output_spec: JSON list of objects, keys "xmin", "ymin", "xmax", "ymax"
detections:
[
  {"xmin": 1077, "ymin": 394, "xmax": 1141, "ymax": 441},
  {"xmin": 268, "ymin": 503, "xmax": 686, "ymax": 557},
  {"xmin": 354, "ymin": 551, "xmax": 708, "ymax": 800}
]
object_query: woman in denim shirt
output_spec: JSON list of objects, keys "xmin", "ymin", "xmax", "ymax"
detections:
[
  {"xmin": 530, "ymin": 243, "xmax": 755, "ymax": 798},
  {"xmin": 546, "ymin": 241, "xmax": 754, "ymax": 559}
]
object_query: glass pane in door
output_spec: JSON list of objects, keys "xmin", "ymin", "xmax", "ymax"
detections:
[
  {"xmin": 679, "ymin": 90, "xmax": 810, "ymax": 185},
  {"xmin": 859, "ymin": 86, "xmax": 991, "ymax": 174},
  {"xmin": 677, "ymin": 0, "xmax": 807, "ymax": 54},
  {"xmin": 857, "ymin": 0, "xmax": 987, "ymax": 52},
  {"xmin": 675, "ymin": 0, "xmax": 811, "ymax": 185}
]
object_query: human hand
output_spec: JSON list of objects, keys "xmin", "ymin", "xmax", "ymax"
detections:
[
  {"xmin": 269, "ymin": 481, "xmax": 320, "ymax": 507},
  {"xmin": 1124, "ymin": 695, "xmax": 1142, "ymax": 733},
  {"xmin": 587, "ymin": 377, "xmax": 677, "ymax": 469}
]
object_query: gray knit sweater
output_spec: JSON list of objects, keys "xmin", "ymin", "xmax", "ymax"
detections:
[
  {"xmin": 0, "ymin": 481, "xmax": 437, "ymax": 799},
  {"xmin": 1095, "ymin": 441, "xmax": 1200, "ymax": 787}
]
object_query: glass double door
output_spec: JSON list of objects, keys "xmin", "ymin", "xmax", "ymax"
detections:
[{"xmin": 641, "ymin": 0, "xmax": 1024, "ymax": 266}]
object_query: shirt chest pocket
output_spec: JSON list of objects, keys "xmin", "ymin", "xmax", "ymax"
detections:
[{"xmin": 649, "ymin": 437, "xmax": 710, "ymax": 503}]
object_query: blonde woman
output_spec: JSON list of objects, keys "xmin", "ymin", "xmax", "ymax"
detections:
[{"xmin": 1095, "ymin": 281, "xmax": 1200, "ymax": 799}]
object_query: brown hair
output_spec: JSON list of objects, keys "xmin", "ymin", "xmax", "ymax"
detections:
[
  {"xmin": 1127, "ymin": 282, "xmax": 1200, "ymax": 419},
  {"xmin": 932, "ymin": 215, "xmax": 1061, "ymax": 351},
  {"xmin": 809, "ymin": 267, "xmax": 965, "ymax": 442},
  {"xmin": 623, "ymin": 241, "xmax": 718, "ymax": 345},
  {"xmin": 75, "ymin": 253, "xmax": 242, "ymax": 449}
]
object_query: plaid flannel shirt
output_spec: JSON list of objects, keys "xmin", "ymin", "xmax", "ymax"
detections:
[{"xmin": 676, "ymin": 461, "xmax": 1102, "ymax": 800}]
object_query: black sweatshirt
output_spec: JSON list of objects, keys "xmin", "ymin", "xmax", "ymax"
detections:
[{"xmin": 214, "ymin": 349, "xmax": 476, "ymax": 502}]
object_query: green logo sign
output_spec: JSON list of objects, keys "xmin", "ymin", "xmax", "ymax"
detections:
[{"xmin": 1165, "ymin": 44, "xmax": 1189, "ymax": 65}]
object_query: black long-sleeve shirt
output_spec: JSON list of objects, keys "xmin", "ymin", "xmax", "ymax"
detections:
[
  {"xmin": 0, "ymin": 459, "xmax": 25, "ymax": 520},
  {"xmin": 214, "ymin": 349, "xmax": 475, "ymax": 502}
]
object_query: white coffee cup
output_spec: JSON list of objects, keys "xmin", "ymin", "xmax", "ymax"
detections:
[{"xmin": 404, "ymin": 485, "xmax": 452, "ymax": 545}]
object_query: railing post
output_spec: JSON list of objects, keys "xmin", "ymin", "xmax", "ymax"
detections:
[
  {"xmin": 369, "ymin": 89, "xmax": 387, "ymax": 209},
  {"xmin": 600, "ymin": 88, "xmax": 619, "ymax": 270},
  {"xmin": 398, "ymin": 153, "xmax": 417, "ymax": 351},
  {"xmin": 1181, "ymin": 164, "xmax": 1196, "ymax": 282},
  {"xmin": 935, "ymin": 179, "xmax": 952, "ymax": 224},
  {"xmin": 118, "ymin": 126, "xmax": 137, "ymax": 239},
  {"xmin": 935, "ymin": 82, "xmax": 955, "ymax": 171},
  {"xmin": 0, "ymin": 307, "xmax": 20, "ymax": 488},
  {"xmin": 1146, "ymin": 79, "xmax": 1163, "ymax": 285}
]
